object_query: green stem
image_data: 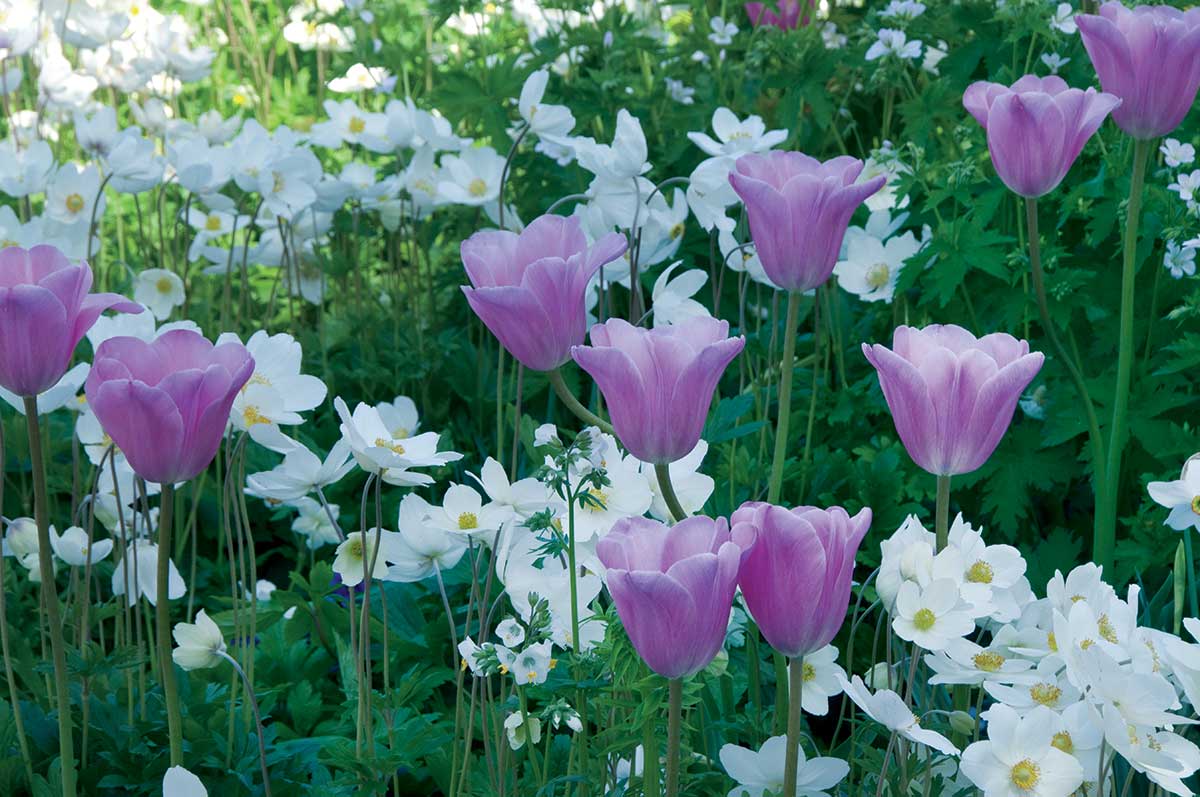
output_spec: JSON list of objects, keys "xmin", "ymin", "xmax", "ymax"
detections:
[
  {"xmin": 24, "ymin": 396, "xmax": 78, "ymax": 797},
  {"xmin": 783, "ymin": 656, "xmax": 804, "ymax": 797},
  {"xmin": 935, "ymin": 475, "xmax": 950, "ymax": 552},
  {"xmin": 566, "ymin": 487, "xmax": 590, "ymax": 796},
  {"xmin": 548, "ymin": 368, "xmax": 614, "ymax": 435},
  {"xmin": 665, "ymin": 678, "xmax": 683, "ymax": 797},
  {"xmin": 1024, "ymin": 197, "xmax": 1108, "ymax": 542},
  {"xmin": 219, "ymin": 652, "xmax": 273, "ymax": 797},
  {"xmin": 1097, "ymin": 137, "xmax": 1152, "ymax": 571},
  {"xmin": 1186, "ymin": 528, "xmax": 1199, "ymax": 620},
  {"xmin": 0, "ymin": 422, "xmax": 34, "ymax": 788},
  {"xmin": 157, "ymin": 482, "xmax": 184, "ymax": 764},
  {"xmin": 641, "ymin": 684, "xmax": 660, "ymax": 797},
  {"xmin": 767, "ymin": 292, "xmax": 802, "ymax": 504},
  {"xmin": 653, "ymin": 463, "xmax": 687, "ymax": 523}
]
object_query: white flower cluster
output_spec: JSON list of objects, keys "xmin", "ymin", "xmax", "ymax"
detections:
[{"xmin": 856, "ymin": 507, "xmax": 1200, "ymax": 797}]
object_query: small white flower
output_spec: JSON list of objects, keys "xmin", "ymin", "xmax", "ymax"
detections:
[
  {"xmin": 791, "ymin": 644, "xmax": 847, "ymax": 717},
  {"xmin": 640, "ymin": 441, "xmax": 715, "ymax": 522},
  {"xmin": 879, "ymin": 1, "xmax": 926, "ymax": 23},
  {"xmin": 1162, "ymin": 139, "xmax": 1196, "ymax": 168},
  {"xmin": 1163, "ymin": 241, "xmax": 1197, "ymax": 279},
  {"xmin": 386, "ymin": 493, "xmax": 468, "ymax": 581},
  {"xmin": 1168, "ymin": 169, "xmax": 1200, "ymax": 203},
  {"xmin": 1050, "ymin": 2, "xmax": 1077, "ymax": 35},
  {"xmin": 665, "ymin": 78, "xmax": 695, "ymax": 106},
  {"xmin": 332, "ymin": 530, "xmax": 404, "ymax": 587},
  {"xmin": 865, "ymin": 29, "xmax": 922, "ymax": 62},
  {"xmin": 511, "ymin": 641, "xmax": 554, "ymax": 685},
  {"xmin": 1040, "ymin": 52, "xmax": 1070, "ymax": 74},
  {"xmin": 708, "ymin": 16, "xmax": 738, "ymax": 46},
  {"xmin": 504, "ymin": 711, "xmax": 542, "ymax": 750},
  {"xmin": 518, "ymin": 70, "xmax": 575, "ymax": 138},
  {"xmin": 328, "ymin": 62, "xmax": 394, "ymax": 94},
  {"xmin": 822, "ymin": 22, "xmax": 847, "ymax": 49},
  {"xmin": 497, "ymin": 618, "xmax": 526, "ymax": 648},
  {"xmin": 171, "ymin": 609, "xmax": 227, "ymax": 671},
  {"xmin": 534, "ymin": 424, "xmax": 561, "ymax": 447},
  {"xmin": 651, "ymin": 262, "xmax": 710, "ymax": 327}
]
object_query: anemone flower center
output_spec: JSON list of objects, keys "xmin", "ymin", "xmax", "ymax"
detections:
[
  {"xmin": 65, "ymin": 193, "xmax": 85, "ymax": 213},
  {"xmin": 1009, "ymin": 759, "xmax": 1039, "ymax": 790},
  {"xmin": 374, "ymin": 437, "xmax": 405, "ymax": 455},
  {"xmin": 912, "ymin": 608, "xmax": 936, "ymax": 631},
  {"xmin": 1051, "ymin": 731, "xmax": 1073, "ymax": 755},
  {"xmin": 457, "ymin": 512, "xmax": 478, "ymax": 530},
  {"xmin": 348, "ymin": 116, "xmax": 365, "ymax": 134},
  {"xmin": 1030, "ymin": 682, "xmax": 1061, "ymax": 707},
  {"xmin": 468, "ymin": 178, "xmax": 488, "ymax": 197},
  {"xmin": 866, "ymin": 262, "xmax": 890, "ymax": 289},
  {"xmin": 972, "ymin": 652, "xmax": 1004, "ymax": 672},
  {"xmin": 966, "ymin": 560, "xmax": 994, "ymax": 584}
]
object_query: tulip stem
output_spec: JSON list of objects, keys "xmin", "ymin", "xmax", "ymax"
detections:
[
  {"xmin": 934, "ymin": 475, "xmax": 950, "ymax": 552},
  {"xmin": 0, "ymin": 422, "xmax": 35, "ymax": 788},
  {"xmin": 665, "ymin": 678, "xmax": 683, "ymax": 797},
  {"xmin": 1097, "ymin": 137, "xmax": 1152, "ymax": 572},
  {"xmin": 23, "ymin": 396, "xmax": 77, "ymax": 797},
  {"xmin": 641, "ymin": 682, "xmax": 661, "ymax": 797},
  {"xmin": 767, "ymin": 292, "xmax": 802, "ymax": 504},
  {"xmin": 157, "ymin": 482, "xmax": 184, "ymax": 765},
  {"xmin": 783, "ymin": 656, "xmax": 805, "ymax": 797},
  {"xmin": 548, "ymin": 368, "xmax": 614, "ymax": 435},
  {"xmin": 653, "ymin": 463, "xmax": 687, "ymax": 523},
  {"xmin": 1023, "ymin": 197, "xmax": 1108, "ymax": 554}
]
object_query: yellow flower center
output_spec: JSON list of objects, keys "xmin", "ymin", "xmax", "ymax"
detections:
[
  {"xmin": 912, "ymin": 608, "xmax": 937, "ymax": 632},
  {"xmin": 205, "ymin": 214, "xmax": 223, "ymax": 232},
  {"xmin": 272, "ymin": 172, "xmax": 285, "ymax": 193},
  {"xmin": 1030, "ymin": 682, "xmax": 1062, "ymax": 707},
  {"xmin": 1191, "ymin": 495, "xmax": 1200, "ymax": 514},
  {"xmin": 0, "ymin": 238, "xmax": 17, "ymax": 247},
  {"xmin": 347, "ymin": 537, "xmax": 363, "ymax": 557},
  {"xmin": 1010, "ymin": 759, "xmax": 1040, "ymax": 790},
  {"xmin": 1046, "ymin": 631, "xmax": 1057, "ymax": 652},
  {"xmin": 1070, "ymin": 594, "xmax": 1086, "ymax": 603},
  {"xmin": 802, "ymin": 662, "xmax": 816, "ymax": 682},
  {"xmin": 65, "ymin": 193, "xmax": 85, "ymax": 213},
  {"xmin": 233, "ymin": 92, "xmax": 248, "ymax": 106},
  {"xmin": 866, "ymin": 262, "xmax": 890, "ymax": 290},
  {"xmin": 972, "ymin": 652, "xmax": 1004, "ymax": 672},
  {"xmin": 242, "ymin": 406, "xmax": 270, "ymax": 426},
  {"xmin": 348, "ymin": 116, "xmax": 365, "ymax": 134},
  {"xmin": 669, "ymin": 222, "xmax": 685, "ymax": 240},
  {"xmin": 1079, "ymin": 638, "xmax": 1095, "ymax": 650},
  {"xmin": 1052, "ymin": 731, "xmax": 1074, "ymax": 755},
  {"xmin": 525, "ymin": 670, "xmax": 538, "ymax": 682},
  {"xmin": 966, "ymin": 560, "xmax": 994, "ymax": 584},
  {"xmin": 155, "ymin": 277, "xmax": 174, "ymax": 294},
  {"xmin": 468, "ymin": 178, "xmax": 488, "ymax": 197},
  {"xmin": 1098, "ymin": 614, "xmax": 1118, "ymax": 645},
  {"xmin": 457, "ymin": 512, "xmax": 478, "ymax": 531},
  {"xmin": 373, "ymin": 437, "xmax": 406, "ymax": 455}
]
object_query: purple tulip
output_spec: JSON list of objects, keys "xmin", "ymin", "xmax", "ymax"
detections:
[
  {"xmin": 745, "ymin": 0, "xmax": 812, "ymax": 30},
  {"xmin": 0, "ymin": 245, "xmax": 141, "ymax": 397},
  {"xmin": 730, "ymin": 502, "xmax": 870, "ymax": 658},
  {"xmin": 596, "ymin": 515, "xmax": 743, "ymax": 679},
  {"xmin": 571, "ymin": 316, "xmax": 744, "ymax": 464},
  {"xmin": 1076, "ymin": 3, "xmax": 1200, "ymax": 141},
  {"xmin": 861, "ymin": 324, "xmax": 1044, "ymax": 477},
  {"xmin": 460, "ymin": 214, "xmax": 627, "ymax": 372},
  {"xmin": 85, "ymin": 329, "xmax": 254, "ymax": 484},
  {"xmin": 963, "ymin": 75, "xmax": 1120, "ymax": 198},
  {"xmin": 728, "ymin": 152, "xmax": 885, "ymax": 293}
]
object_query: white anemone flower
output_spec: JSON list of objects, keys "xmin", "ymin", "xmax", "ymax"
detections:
[
  {"xmin": 133, "ymin": 269, "xmax": 185, "ymax": 320},
  {"xmin": 1148, "ymin": 457, "xmax": 1200, "ymax": 532},
  {"xmin": 719, "ymin": 735, "xmax": 849, "ymax": 797},
  {"xmin": 961, "ymin": 704, "xmax": 1084, "ymax": 797},
  {"xmin": 891, "ymin": 579, "xmax": 975, "ymax": 652},
  {"xmin": 112, "ymin": 542, "xmax": 186, "ymax": 606},
  {"xmin": 387, "ymin": 494, "xmax": 468, "ymax": 581},
  {"xmin": 836, "ymin": 675, "xmax": 959, "ymax": 755},
  {"xmin": 171, "ymin": 609, "xmax": 227, "ymax": 671},
  {"xmin": 163, "ymin": 766, "xmax": 208, "ymax": 796},
  {"xmin": 49, "ymin": 525, "xmax": 113, "ymax": 567}
]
